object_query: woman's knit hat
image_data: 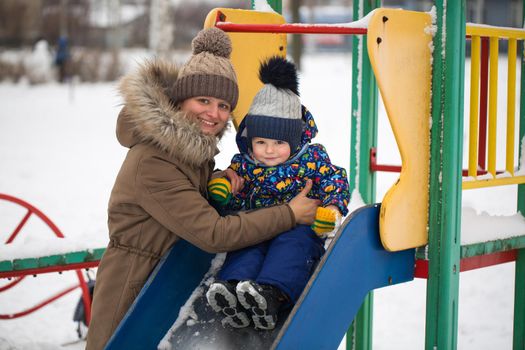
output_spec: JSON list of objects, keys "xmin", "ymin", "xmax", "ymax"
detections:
[
  {"xmin": 172, "ymin": 27, "xmax": 239, "ymax": 109},
  {"xmin": 245, "ymin": 56, "xmax": 303, "ymax": 152}
]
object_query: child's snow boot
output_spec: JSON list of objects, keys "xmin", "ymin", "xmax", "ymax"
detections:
[
  {"xmin": 206, "ymin": 280, "xmax": 250, "ymax": 328},
  {"xmin": 236, "ymin": 280, "xmax": 285, "ymax": 330}
]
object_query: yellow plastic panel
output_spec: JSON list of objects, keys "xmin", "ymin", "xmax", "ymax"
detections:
[
  {"xmin": 367, "ymin": 9, "xmax": 432, "ymax": 251},
  {"xmin": 204, "ymin": 9, "xmax": 287, "ymax": 128}
]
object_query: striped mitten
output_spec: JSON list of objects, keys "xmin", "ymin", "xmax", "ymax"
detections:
[
  {"xmin": 208, "ymin": 177, "xmax": 232, "ymax": 206},
  {"xmin": 311, "ymin": 207, "xmax": 340, "ymax": 238}
]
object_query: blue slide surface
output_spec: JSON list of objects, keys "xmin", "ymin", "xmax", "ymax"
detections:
[{"xmin": 105, "ymin": 204, "xmax": 415, "ymax": 349}]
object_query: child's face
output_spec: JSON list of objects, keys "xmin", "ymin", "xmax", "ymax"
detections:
[{"xmin": 251, "ymin": 137, "xmax": 291, "ymax": 166}]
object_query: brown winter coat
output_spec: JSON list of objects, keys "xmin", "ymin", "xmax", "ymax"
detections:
[{"xmin": 85, "ymin": 60, "xmax": 295, "ymax": 350}]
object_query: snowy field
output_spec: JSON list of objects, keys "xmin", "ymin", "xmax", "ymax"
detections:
[{"xmin": 0, "ymin": 52, "xmax": 523, "ymax": 349}]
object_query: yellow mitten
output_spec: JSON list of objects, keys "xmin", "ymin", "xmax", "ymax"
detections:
[
  {"xmin": 311, "ymin": 207, "xmax": 340, "ymax": 238},
  {"xmin": 208, "ymin": 177, "xmax": 232, "ymax": 206}
]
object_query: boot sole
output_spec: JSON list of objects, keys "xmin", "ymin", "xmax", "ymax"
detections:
[
  {"xmin": 236, "ymin": 281, "xmax": 276, "ymax": 330},
  {"xmin": 206, "ymin": 283, "xmax": 250, "ymax": 328}
]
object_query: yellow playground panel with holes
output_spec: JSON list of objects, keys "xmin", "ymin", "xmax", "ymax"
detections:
[
  {"xmin": 368, "ymin": 9, "xmax": 433, "ymax": 251},
  {"xmin": 204, "ymin": 8, "xmax": 287, "ymax": 128}
]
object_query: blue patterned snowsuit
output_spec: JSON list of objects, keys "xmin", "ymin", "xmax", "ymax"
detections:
[{"xmin": 217, "ymin": 107, "xmax": 350, "ymax": 303}]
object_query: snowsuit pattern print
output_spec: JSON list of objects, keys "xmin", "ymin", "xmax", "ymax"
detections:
[{"xmin": 228, "ymin": 108, "xmax": 350, "ymax": 215}]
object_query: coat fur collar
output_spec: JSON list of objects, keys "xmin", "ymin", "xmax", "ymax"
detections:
[{"xmin": 117, "ymin": 59, "xmax": 221, "ymax": 167}]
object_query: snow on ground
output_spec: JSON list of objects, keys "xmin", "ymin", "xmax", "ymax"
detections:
[{"xmin": 0, "ymin": 52, "xmax": 522, "ymax": 349}]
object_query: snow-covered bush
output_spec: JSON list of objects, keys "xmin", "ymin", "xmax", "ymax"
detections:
[
  {"xmin": 0, "ymin": 45, "xmax": 128, "ymax": 83},
  {"xmin": 69, "ymin": 48, "xmax": 124, "ymax": 82},
  {"xmin": 0, "ymin": 58, "xmax": 25, "ymax": 82}
]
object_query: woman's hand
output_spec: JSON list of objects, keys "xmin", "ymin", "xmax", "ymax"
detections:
[
  {"xmin": 289, "ymin": 180, "xmax": 321, "ymax": 225},
  {"xmin": 224, "ymin": 168, "xmax": 244, "ymax": 195}
]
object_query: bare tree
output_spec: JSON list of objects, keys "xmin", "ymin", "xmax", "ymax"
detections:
[
  {"xmin": 0, "ymin": 0, "xmax": 41, "ymax": 46},
  {"xmin": 149, "ymin": 0, "xmax": 174, "ymax": 58}
]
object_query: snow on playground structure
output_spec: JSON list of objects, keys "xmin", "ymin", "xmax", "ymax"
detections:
[{"xmin": 1, "ymin": 1, "xmax": 524, "ymax": 349}]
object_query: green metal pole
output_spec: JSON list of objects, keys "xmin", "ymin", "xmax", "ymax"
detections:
[
  {"xmin": 513, "ymin": 4, "xmax": 525, "ymax": 347},
  {"xmin": 425, "ymin": 1, "xmax": 465, "ymax": 349},
  {"xmin": 349, "ymin": 1, "xmax": 379, "ymax": 201},
  {"xmin": 348, "ymin": 1, "xmax": 380, "ymax": 350}
]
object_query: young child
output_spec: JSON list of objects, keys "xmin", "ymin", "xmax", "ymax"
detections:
[{"xmin": 206, "ymin": 56, "xmax": 350, "ymax": 330}]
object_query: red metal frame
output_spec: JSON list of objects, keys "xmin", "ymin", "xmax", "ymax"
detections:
[
  {"xmin": 0, "ymin": 276, "xmax": 24, "ymax": 292},
  {"xmin": 369, "ymin": 147, "xmax": 503, "ymax": 176},
  {"xmin": 214, "ymin": 10, "xmax": 368, "ymax": 35},
  {"xmin": 414, "ymin": 250, "xmax": 517, "ymax": 278},
  {"xmin": 0, "ymin": 284, "xmax": 79, "ymax": 319},
  {"xmin": 478, "ymin": 37, "xmax": 489, "ymax": 171},
  {"xmin": 369, "ymin": 147, "xmax": 402, "ymax": 173},
  {"xmin": 0, "ymin": 193, "xmax": 64, "ymax": 242},
  {"xmin": 0, "ymin": 193, "xmax": 93, "ymax": 324}
]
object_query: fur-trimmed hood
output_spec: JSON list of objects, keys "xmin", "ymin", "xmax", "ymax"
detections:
[{"xmin": 117, "ymin": 59, "xmax": 221, "ymax": 167}]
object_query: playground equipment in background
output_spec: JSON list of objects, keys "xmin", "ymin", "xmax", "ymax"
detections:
[
  {"xmin": 106, "ymin": 7, "xmax": 431, "ymax": 349},
  {"xmin": 371, "ymin": 24, "xmax": 525, "ymax": 190},
  {"xmin": 357, "ymin": 2, "xmax": 525, "ymax": 350},
  {"xmin": 463, "ymin": 24, "xmax": 525, "ymax": 188},
  {"xmin": 106, "ymin": 3, "xmax": 525, "ymax": 349},
  {"xmin": 370, "ymin": 20, "xmax": 525, "ymax": 271},
  {"xmin": 0, "ymin": 193, "xmax": 101, "ymax": 324},
  {"xmin": 1, "ymin": 1, "xmax": 524, "ymax": 349}
]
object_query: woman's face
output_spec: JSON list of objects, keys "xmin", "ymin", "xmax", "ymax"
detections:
[{"xmin": 180, "ymin": 96, "xmax": 231, "ymax": 136}]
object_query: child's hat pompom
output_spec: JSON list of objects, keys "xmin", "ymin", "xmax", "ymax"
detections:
[{"xmin": 259, "ymin": 56, "xmax": 299, "ymax": 96}]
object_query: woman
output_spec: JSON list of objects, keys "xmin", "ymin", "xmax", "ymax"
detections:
[{"xmin": 85, "ymin": 28, "xmax": 319, "ymax": 350}]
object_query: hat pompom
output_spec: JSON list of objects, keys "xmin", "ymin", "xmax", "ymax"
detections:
[
  {"xmin": 192, "ymin": 27, "xmax": 232, "ymax": 59},
  {"xmin": 259, "ymin": 56, "xmax": 299, "ymax": 96}
]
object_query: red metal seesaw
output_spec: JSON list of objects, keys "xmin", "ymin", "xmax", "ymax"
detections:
[{"xmin": 0, "ymin": 193, "xmax": 93, "ymax": 324}]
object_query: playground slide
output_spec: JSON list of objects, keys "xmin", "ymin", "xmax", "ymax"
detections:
[{"xmin": 105, "ymin": 205, "xmax": 415, "ymax": 350}]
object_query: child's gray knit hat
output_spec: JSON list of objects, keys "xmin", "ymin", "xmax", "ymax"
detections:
[
  {"xmin": 245, "ymin": 56, "xmax": 303, "ymax": 152},
  {"xmin": 172, "ymin": 27, "xmax": 239, "ymax": 109}
]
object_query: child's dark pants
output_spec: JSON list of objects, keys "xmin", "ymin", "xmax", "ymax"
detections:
[{"xmin": 218, "ymin": 225, "xmax": 325, "ymax": 303}]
